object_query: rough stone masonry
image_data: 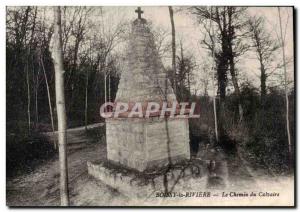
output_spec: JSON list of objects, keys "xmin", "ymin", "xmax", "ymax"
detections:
[{"xmin": 105, "ymin": 11, "xmax": 190, "ymax": 172}]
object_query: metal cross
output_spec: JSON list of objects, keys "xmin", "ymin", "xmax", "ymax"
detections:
[{"xmin": 135, "ymin": 7, "xmax": 143, "ymax": 19}]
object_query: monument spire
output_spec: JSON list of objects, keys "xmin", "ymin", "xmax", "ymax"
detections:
[{"xmin": 135, "ymin": 7, "xmax": 143, "ymax": 19}]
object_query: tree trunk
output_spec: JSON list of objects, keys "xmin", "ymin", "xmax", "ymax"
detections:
[
  {"xmin": 67, "ymin": 39, "xmax": 81, "ymax": 117},
  {"xmin": 179, "ymin": 41, "xmax": 184, "ymax": 101},
  {"xmin": 227, "ymin": 7, "xmax": 243, "ymax": 122},
  {"xmin": 187, "ymin": 71, "xmax": 191, "ymax": 99},
  {"xmin": 216, "ymin": 53, "xmax": 227, "ymax": 101},
  {"xmin": 51, "ymin": 6, "xmax": 69, "ymax": 206},
  {"xmin": 26, "ymin": 62, "xmax": 31, "ymax": 132},
  {"xmin": 216, "ymin": 55, "xmax": 228, "ymax": 139},
  {"xmin": 40, "ymin": 57, "xmax": 55, "ymax": 134},
  {"xmin": 209, "ymin": 7, "xmax": 219, "ymax": 143},
  {"xmin": 278, "ymin": 7, "xmax": 292, "ymax": 165},
  {"xmin": 108, "ymin": 72, "xmax": 111, "ymax": 102},
  {"xmin": 85, "ymin": 68, "xmax": 88, "ymax": 132},
  {"xmin": 260, "ymin": 60, "xmax": 267, "ymax": 106},
  {"xmin": 35, "ymin": 73, "xmax": 39, "ymax": 125},
  {"xmin": 169, "ymin": 6, "xmax": 176, "ymax": 95},
  {"xmin": 229, "ymin": 57, "xmax": 243, "ymax": 122},
  {"xmin": 104, "ymin": 71, "xmax": 107, "ymax": 104}
]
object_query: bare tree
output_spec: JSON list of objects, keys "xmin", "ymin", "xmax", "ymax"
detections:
[
  {"xmin": 209, "ymin": 7, "xmax": 219, "ymax": 142},
  {"xmin": 192, "ymin": 6, "xmax": 249, "ymax": 122},
  {"xmin": 198, "ymin": 62, "xmax": 210, "ymax": 96},
  {"xmin": 23, "ymin": 7, "xmax": 32, "ymax": 132},
  {"xmin": 26, "ymin": 62, "xmax": 31, "ymax": 131},
  {"xmin": 84, "ymin": 41, "xmax": 91, "ymax": 131},
  {"xmin": 59, "ymin": 7, "xmax": 93, "ymax": 116},
  {"xmin": 50, "ymin": 6, "xmax": 69, "ymax": 206},
  {"xmin": 176, "ymin": 40, "xmax": 197, "ymax": 101},
  {"xmin": 192, "ymin": 6, "xmax": 229, "ymax": 139},
  {"xmin": 151, "ymin": 26, "xmax": 172, "ymax": 59},
  {"xmin": 91, "ymin": 12, "xmax": 126, "ymax": 101},
  {"xmin": 226, "ymin": 7, "xmax": 249, "ymax": 122},
  {"xmin": 33, "ymin": 56, "xmax": 43, "ymax": 127},
  {"xmin": 40, "ymin": 55, "xmax": 55, "ymax": 133},
  {"xmin": 192, "ymin": 6, "xmax": 228, "ymax": 102},
  {"xmin": 277, "ymin": 7, "xmax": 292, "ymax": 165},
  {"xmin": 248, "ymin": 15, "xmax": 280, "ymax": 106},
  {"xmin": 169, "ymin": 6, "xmax": 177, "ymax": 94}
]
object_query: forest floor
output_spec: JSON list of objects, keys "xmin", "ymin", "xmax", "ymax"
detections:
[{"xmin": 6, "ymin": 126, "xmax": 294, "ymax": 207}]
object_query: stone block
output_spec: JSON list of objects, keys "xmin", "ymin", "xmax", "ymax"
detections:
[{"xmin": 106, "ymin": 118, "xmax": 190, "ymax": 172}]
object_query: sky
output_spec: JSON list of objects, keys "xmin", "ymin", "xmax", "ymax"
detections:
[
  {"xmin": 20, "ymin": 6, "xmax": 294, "ymax": 95},
  {"xmin": 100, "ymin": 6, "xmax": 294, "ymax": 95}
]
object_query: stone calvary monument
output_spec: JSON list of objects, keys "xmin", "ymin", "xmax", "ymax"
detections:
[
  {"xmin": 105, "ymin": 8, "xmax": 190, "ymax": 172},
  {"xmin": 88, "ymin": 8, "xmax": 194, "ymax": 198}
]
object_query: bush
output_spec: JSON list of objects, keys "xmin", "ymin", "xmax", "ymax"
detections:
[
  {"xmin": 6, "ymin": 131, "xmax": 56, "ymax": 177},
  {"xmin": 213, "ymin": 84, "xmax": 294, "ymax": 173},
  {"xmin": 240, "ymin": 86, "xmax": 293, "ymax": 173}
]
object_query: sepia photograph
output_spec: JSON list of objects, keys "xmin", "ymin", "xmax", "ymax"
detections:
[{"xmin": 5, "ymin": 5, "xmax": 295, "ymax": 207}]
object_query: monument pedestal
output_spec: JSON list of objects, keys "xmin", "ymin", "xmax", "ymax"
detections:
[{"xmin": 106, "ymin": 117, "xmax": 190, "ymax": 172}]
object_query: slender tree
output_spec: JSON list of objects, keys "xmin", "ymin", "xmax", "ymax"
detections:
[
  {"xmin": 23, "ymin": 7, "xmax": 31, "ymax": 132},
  {"xmin": 176, "ymin": 40, "xmax": 196, "ymax": 101},
  {"xmin": 50, "ymin": 6, "xmax": 69, "ymax": 206},
  {"xmin": 277, "ymin": 7, "xmax": 292, "ymax": 165},
  {"xmin": 209, "ymin": 7, "xmax": 219, "ymax": 142},
  {"xmin": 169, "ymin": 6, "xmax": 177, "ymax": 94},
  {"xmin": 248, "ymin": 16, "xmax": 280, "ymax": 106},
  {"xmin": 26, "ymin": 61, "xmax": 31, "ymax": 132},
  {"xmin": 84, "ymin": 40, "xmax": 91, "ymax": 131},
  {"xmin": 40, "ymin": 56, "xmax": 55, "ymax": 133},
  {"xmin": 85, "ymin": 66, "xmax": 89, "ymax": 131},
  {"xmin": 226, "ymin": 7, "xmax": 248, "ymax": 122},
  {"xmin": 191, "ymin": 6, "xmax": 229, "ymax": 138}
]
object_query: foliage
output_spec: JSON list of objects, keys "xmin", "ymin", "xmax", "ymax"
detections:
[
  {"xmin": 6, "ymin": 6, "xmax": 124, "ymax": 131},
  {"xmin": 7, "ymin": 130, "xmax": 56, "ymax": 177},
  {"xmin": 226, "ymin": 85, "xmax": 294, "ymax": 172}
]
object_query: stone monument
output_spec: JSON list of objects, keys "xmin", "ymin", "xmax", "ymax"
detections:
[{"xmin": 105, "ymin": 7, "xmax": 190, "ymax": 172}]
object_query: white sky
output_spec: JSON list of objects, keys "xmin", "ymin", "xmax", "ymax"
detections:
[{"xmin": 101, "ymin": 6, "xmax": 294, "ymax": 95}]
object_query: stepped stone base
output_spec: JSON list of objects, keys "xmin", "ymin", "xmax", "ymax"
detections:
[
  {"xmin": 106, "ymin": 117, "xmax": 190, "ymax": 172},
  {"xmin": 87, "ymin": 159, "xmax": 205, "ymax": 199}
]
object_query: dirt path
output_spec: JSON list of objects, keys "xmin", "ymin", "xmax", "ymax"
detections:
[
  {"xmin": 7, "ymin": 141, "xmax": 101, "ymax": 206},
  {"xmin": 7, "ymin": 138, "xmax": 294, "ymax": 206},
  {"xmin": 6, "ymin": 120, "xmax": 132, "ymax": 207}
]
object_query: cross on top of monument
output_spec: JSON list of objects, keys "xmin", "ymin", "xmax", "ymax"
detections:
[{"xmin": 135, "ymin": 7, "xmax": 144, "ymax": 19}]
